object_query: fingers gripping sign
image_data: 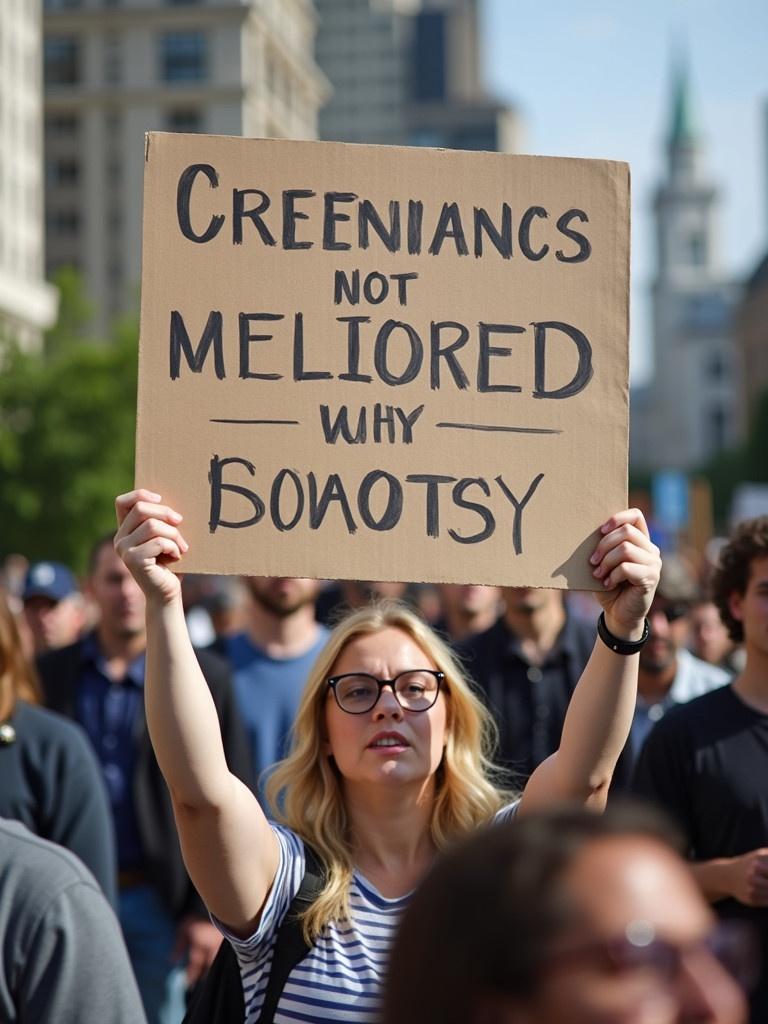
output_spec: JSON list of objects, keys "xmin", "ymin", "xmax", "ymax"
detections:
[
  {"xmin": 588, "ymin": 508, "xmax": 661, "ymax": 639},
  {"xmin": 114, "ymin": 489, "xmax": 189, "ymax": 604}
]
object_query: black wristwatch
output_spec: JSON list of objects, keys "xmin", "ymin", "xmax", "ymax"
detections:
[{"xmin": 597, "ymin": 612, "xmax": 649, "ymax": 655}]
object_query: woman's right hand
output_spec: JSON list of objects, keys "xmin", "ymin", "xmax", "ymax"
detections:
[{"xmin": 114, "ymin": 489, "xmax": 189, "ymax": 605}]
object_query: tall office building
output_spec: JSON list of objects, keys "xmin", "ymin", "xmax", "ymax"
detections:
[
  {"xmin": 631, "ymin": 57, "xmax": 740, "ymax": 471},
  {"xmin": 315, "ymin": 0, "xmax": 520, "ymax": 152},
  {"xmin": 43, "ymin": 0, "xmax": 330, "ymax": 337},
  {"xmin": 0, "ymin": 2, "xmax": 58, "ymax": 349}
]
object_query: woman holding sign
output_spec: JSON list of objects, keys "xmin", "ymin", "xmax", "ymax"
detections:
[{"xmin": 114, "ymin": 489, "xmax": 659, "ymax": 1024}]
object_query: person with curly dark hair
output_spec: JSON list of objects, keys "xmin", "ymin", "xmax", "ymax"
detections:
[
  {"xmin": 710, "ymin": 517, "xmax": 768, "ymax": 647},
  {"xmin": 633, "ymin": 515, "xmax": 768, "ymax": 1023}
]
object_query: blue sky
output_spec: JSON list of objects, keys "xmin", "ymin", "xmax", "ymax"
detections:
[{"xmin": 482, "ymin": 0, "xmax": 767, "ymax": 384}]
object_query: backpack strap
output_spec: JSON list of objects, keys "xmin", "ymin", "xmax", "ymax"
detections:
[{"xmin": 256, "ymin": 843, "xmax": 326, "ymax": 1024}]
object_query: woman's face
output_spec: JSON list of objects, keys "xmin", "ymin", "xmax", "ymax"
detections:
[{"xmin": 323, "ymin": 626, "xmax": 449, "ymax": 792}]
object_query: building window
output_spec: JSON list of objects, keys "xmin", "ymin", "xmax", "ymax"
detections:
[
  {"xmin": 45, "ymin": 112, "xmax": 79, "ymax": 137},
  {"xmin": 707, "ymin": 404, "xmax": 727, "ymax": 452},
  {"xmin": 688, "ymin": 232, "xmax": 705, "ymax": 266},
  {"xmin": 44, "ymin": 37, "xmax": 80, "ymax": 86},
  {"xmin": 412, "ymin": 12, "xmax": 446, "ymax": 101},
  {"xmin": 47, "ymin": 157, "xmax": 80, "ymax": 186},
  {"xmin": 707, "ymin": 352, "xmax": 727, "ymax": 382},
  {"xmin": 44, "ymin": 0, "xmax": 82, "ymax": 9},
  {"xmin": 166, "ymin": 108, "xmax": 204, "ymax": 133},
  {"xmin": 104, "ymin": 33, "xmax": 121, "ymax": 84},
  {"xmin": 48, "ymin": 210, "xmax": 81, "ymax": 236},
  {"xmin": 160, "ymin": 32, "xmax": 207, "ymax": 82}
]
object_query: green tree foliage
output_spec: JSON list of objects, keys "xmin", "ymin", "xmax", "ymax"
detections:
[{"xmin": 0, "ymin": 272, "xmax": 138, "ymax": 572}]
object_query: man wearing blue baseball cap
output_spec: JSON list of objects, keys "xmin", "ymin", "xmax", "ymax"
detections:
[{"xmin": 22, "ymin": 561, "xmax": 85, "ymax": 656}]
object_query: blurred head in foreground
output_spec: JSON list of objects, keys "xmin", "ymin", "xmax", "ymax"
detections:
[{"xmin": 383, "ymin": 804, "xmax": 751, "ymax": 1024}]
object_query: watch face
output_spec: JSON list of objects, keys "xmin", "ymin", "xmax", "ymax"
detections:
[{"xmin": 0, "ymin": 723, "xmax": 16, "ymax": 745}]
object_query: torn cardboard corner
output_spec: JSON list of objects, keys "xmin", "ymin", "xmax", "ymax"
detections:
[{"xmin": 136, "ymin": 132, "xmax": 630, "ymax": 588}]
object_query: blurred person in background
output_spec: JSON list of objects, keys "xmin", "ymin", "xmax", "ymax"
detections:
[
  {"xmin": 181, "ymin": 575, "xmax": 246, "ymax": 655},
  {"xmin": 36, "ymin": 535, "xmax": 252, "ymax": 1024},
  {"xmin": 689, "ymin": 596, "xmax": 743, "ymax": 675},
  {"xmin": 627, "ymin": 558, "xmax": 730, "ymax": 764},
  {"xmin": 315, "ymin": 579, "xmax": 410, "ymax": 625},
  {"xmin": 633, "ymin": 516, "xmax": 768, "ymax": 1022},
  {"xmin": 461, "ymin": 586, "xmax": 595, "ymax": 782},
  {"xmin": 0, "ymin": 555, "xmax": 29, "ymax": 608},
  {"xmin": 22, "ymin": 560, "xmax": 85, "ymax": 656},
  {"xmin": 383, "ymin": 803, "xmax": 750, "ymax": 1024},
  {"xmin": 433, "ymin": 583, "xmax": 501, "ymax": 644},
  {"xmin": 222, "ymin": 576, "xmax": 329, "ymax": 795},
  {"xmin": 0, "ymin": 818, "xmax": 147, "ymax": 1023},
  {"xmin": 0, "ymin": 588, "xmax": 116, "ymax": 905}
]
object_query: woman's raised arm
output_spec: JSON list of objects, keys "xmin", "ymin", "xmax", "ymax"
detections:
[
  {"xmin": 519, "ymin": 508, "xmax": 661, "ymax": 813},
  {"xmin": 115, "ymin": 490, "xmax": 279, "ymax": 935}
]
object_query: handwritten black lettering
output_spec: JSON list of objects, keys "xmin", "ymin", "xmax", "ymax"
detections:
[
  {"xmin": 532, "ymin": 321, "xmax": 593, "ymax": 399},
  {"xmin": 238, "ymin": 313, "xmax": 283, "ymax": 380},
  {"xmin": 176, "ymin": 164, "xmax": 224, "ymax": 244},
  {"xmin": 208, "ymin": 455, "xmax": 265, "ymax": 531},
  {"xmin": 357, "ymin": 470, "xmax": 403, "ymax": 530},
  {"xmin": 495, "ymin": 472, "xmax": 545, "ymax": 554},
  {"xmin": 448, "ymin": 478, "xmax": 496, "ymax": 544},
  {"xmin": 477, "ymin": 323, "xmax": 524, "ymax": 394},
  {"xmin": 170, "ymin": 310, "xmax": 224, "ymax": 380}
]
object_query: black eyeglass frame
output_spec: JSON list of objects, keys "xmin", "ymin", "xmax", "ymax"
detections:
[{"xmin": 326, "ymin": 669, "xmax": 445, "ymax": 715}]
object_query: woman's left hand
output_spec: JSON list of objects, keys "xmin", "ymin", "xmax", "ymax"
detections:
[{"xmin": 590, "ymin": 508, "xmax": 661, "ymax": 638}]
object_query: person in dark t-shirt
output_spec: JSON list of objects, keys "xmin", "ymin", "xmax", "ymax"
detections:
[{"xmin": 633, "ymin": 516, "xmax": 768, "ymax": 1023}]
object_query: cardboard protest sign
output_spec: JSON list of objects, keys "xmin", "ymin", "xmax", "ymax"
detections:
[{"xmin": 137, "ymin": 132, "xmax": 629, "ymax": 587}]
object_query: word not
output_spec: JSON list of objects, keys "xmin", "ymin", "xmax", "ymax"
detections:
[
  {"xmin": 170, "ymin": 310, "xmax": 593, "ymax": 400},
  {"xmin": 208, "ymin": 456, "xmax": 545, "ymax": 552},
  {"xmin": 176, "ymin": 164, "xmax": 592, "ymax": 263}
]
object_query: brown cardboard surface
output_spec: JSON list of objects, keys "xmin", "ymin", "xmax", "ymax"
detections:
[{"xmin": 137, "ymin": 133, "xmax": 629, "ymax": 588}]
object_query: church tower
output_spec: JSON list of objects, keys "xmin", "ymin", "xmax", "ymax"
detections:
[{"xmin": 644, "ymin": 54, "xmax": 739, "ymax": 470}]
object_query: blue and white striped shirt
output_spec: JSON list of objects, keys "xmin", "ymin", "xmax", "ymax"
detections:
[{"xmin": 219, "ymin": 806, "xmax": 519, "ymax": 1022}]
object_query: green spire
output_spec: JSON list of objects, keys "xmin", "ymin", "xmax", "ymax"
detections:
[{"xmin": 669, "ymin": 50, "xmax": 697, "ymax": 146}]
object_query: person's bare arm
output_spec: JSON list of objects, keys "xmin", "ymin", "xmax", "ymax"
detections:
[
  {"xmin": 691, "ymin": 850, "xmax": 768, "ymax": 907},
  {"xmin": 115, "ymin": 490, "xmax": 279, "ymax": 935},
  {"xmin": 520, "ymin": 509, "xmax": 660, "ymax": 813}
]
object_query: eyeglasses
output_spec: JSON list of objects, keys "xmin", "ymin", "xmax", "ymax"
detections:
[
  {"xmin": 651, "ymin": 602, "xmax": 689, "ymax": 623},
  {"xmin": 545, "ymin": 919, "xmax": 759, "ymax": 992},
  {"xmin": 327, "ymin": 669, "xmax": 444, "ymax": 715}
]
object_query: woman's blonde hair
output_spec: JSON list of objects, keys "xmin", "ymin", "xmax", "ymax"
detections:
[
  {"xmin": 0, "ymin": 589, "xmax": 41, "ymax": 721},
  {"xmin": 265, "ymin": 601, "xmax": 514, "ymax": 939}
]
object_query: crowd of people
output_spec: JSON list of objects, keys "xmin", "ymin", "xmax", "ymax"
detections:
[{"xmin": 0, "ymin": 496, "xmax": 766, "ymax": 1024}]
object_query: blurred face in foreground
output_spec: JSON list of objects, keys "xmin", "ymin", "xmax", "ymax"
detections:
[{"xmin": 505, "ymin": 836, "xmax": 747, "ymax": 1024}]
